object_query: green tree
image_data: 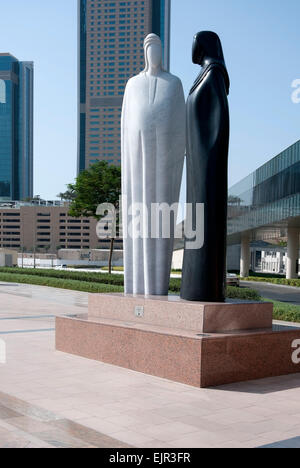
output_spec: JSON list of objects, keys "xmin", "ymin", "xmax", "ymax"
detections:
[
  {"xmin": 228, "ymin": 195, "xmax": 242, "ymax": 206},
  {"xmin": 277, "ymin": 240, "xmax": 287, "ymax": 248},
  {"xmin": 66, "ymin": 161, "xmax": 121, "ymax": 274},
  {"xmin": 57, "ymin": 190, "xmax": 76, "ymax": 202}
]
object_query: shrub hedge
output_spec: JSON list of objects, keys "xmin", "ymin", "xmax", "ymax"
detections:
[
  {"xmin": 0, "ymin": 267, "xmax": 262, "ymax": 301},
  {"xmin": 0, "ymin": 272, "xmax": 123, "ymax": 294},
  {"xmin": 0, "ymin": 267, "xmax": 124, "ymax": 286},
  {"xmin": 243, "ymin": 276, "xmax": 300, "ymax": 288},
  {"xmin": 1, "ymin": 268, "xmax": 300, "ymax": 323},
  {"xmin": 226, "ymin": 287, "xmax": 261, "ymax": 301}
]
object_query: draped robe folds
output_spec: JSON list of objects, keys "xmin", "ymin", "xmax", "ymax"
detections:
[
  {"xmin": 181, "ymin": 63, "xmax": 230, "ymax": 302},
  {"xmin": 121, "ymin": 71, "xmax": 186, "ymax": 296}
]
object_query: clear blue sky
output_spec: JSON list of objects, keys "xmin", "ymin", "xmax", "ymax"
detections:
[{"xmin": 0, "ymin": 0, "xmax": 299, "ymax": 200}]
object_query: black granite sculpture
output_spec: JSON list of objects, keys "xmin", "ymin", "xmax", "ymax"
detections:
[{"xmin": 181, "ymin": 31, "xmax": 230, "ymax": 302}]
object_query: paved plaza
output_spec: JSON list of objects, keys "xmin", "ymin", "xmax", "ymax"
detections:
[{"xmin": 0, "ymin": 282, "xmax": 299, "ymax": 448}]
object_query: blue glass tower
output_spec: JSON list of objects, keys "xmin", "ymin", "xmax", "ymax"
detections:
[
  {"xmin": 0, "ymin": 54, "xmax": 34, "ymax": 200},
  {"xmin": 78, "ymin": 0, "xmax": 171, "ymax": 173}
]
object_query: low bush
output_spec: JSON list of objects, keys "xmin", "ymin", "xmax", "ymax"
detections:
[
  {"xmin": 0, "ymin": 267, "xmax": 124, "ymax": 286},
  {"xmin": 0, "ymin": 272, "xmax": 123, "ymax": 294},
  {"xmin": 227, "ymin": 286, "xmax": 261, "ymax": 301},
  {"xmin": 248, "ymin": 271, "xmax": 286, "ymax": 279},
  {"xmin": 244, "ymin": 275, "xmax": 300, "ymax": 288},
  {"xmin": 0, "ymin": 267, "xmax": 263, "ymax": 301}
]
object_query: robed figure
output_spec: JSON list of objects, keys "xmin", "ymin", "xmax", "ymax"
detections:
[
  {"xmin": 181, "ymin": 31, "xmax": 230, "ymax": 302},
  {"xmin": 121, "ymin": 34, "xmax": 186, "ymax": 296}
]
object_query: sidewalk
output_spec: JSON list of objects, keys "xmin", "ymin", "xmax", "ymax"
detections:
[{"xmin": 0, "ymin": 282, "xmax": 300, "ymax": 448}]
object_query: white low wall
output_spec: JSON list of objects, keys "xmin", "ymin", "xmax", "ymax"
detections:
[
  {"xmin": 18, "ymin": 258, "xmax": 59, "ymax": 268},
  {"xmin": 17, "ymin": 253, "xmax": 124, "ymax": 269}
]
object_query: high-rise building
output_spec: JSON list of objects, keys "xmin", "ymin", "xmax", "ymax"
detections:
[
  {"xmin": 78, "ymin": 0, "xmax": 171, "ymax": 172},
  {"xmin": 0, "ymin": 54, "xmax": 34, "ymax": 201}
]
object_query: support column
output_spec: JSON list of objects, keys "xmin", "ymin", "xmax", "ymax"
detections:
[
  {"xmin": 286, "ymin": 227, "xmax": 299, "ymax": 279},
  {"xmin": 240, "ymin": 234, "xmax": 250, "ymax": 278}
]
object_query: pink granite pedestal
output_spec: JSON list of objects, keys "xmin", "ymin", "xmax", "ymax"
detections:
[
  {"xmin": 88, "ymin": 294, "xmax": 273, "ymax": 333},
  {"xmin": 55, "ymin": 294, "xmax": 300, "ymax": 388}
]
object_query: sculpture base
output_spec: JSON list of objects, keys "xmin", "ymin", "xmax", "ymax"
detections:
[
  {"xmin": 88, "ymin": 293, "xmax": 273, "ymax": 333},
  {"xmin": 55, "ymin": 294, "xmax": 300, "ymax": 388}
]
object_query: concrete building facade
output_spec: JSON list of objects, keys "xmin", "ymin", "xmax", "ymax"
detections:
[
  {"xmin": 0, "ymin": 249, "xmax": 18, "ymax": 267},
  {"xmin": 0, "ymin": 201, "xmax": 109, "ymax": 253},
  {"xmin": 0, "ymin": 54, "xmax": 34, "ymax": 201},
  {"xmin": 78, "ymin": 0, "xmax": 171, "ymax": 171}
]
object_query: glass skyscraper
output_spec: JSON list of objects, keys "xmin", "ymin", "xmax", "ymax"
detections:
[
  {"xmin": 0, "ymin": 54, "xmax": 34, "ymax": 201},
  {"xmin": 78, "ymin": 0, "xmax": 171, "ymax": 172}
]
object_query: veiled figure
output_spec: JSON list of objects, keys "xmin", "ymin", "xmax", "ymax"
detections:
[
  {"xmin": 181, "ymin": 31, "xmax": 230, "ymax": 302},
  {"xmin": 121, "ymin": 34, "xmax": 185, "ymax": 296}
]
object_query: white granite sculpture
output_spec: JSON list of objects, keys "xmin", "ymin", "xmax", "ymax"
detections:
[{"xmin": 121, "ymin": 33, "xmax": 186, "ymax": 296}]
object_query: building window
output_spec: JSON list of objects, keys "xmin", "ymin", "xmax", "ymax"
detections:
[{"xmin": 0, "ymin": 79, "xmax": 6, "ymax": 104}]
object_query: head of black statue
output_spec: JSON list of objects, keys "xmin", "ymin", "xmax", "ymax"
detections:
[
  {"xmin": 192, "ymin": 31, "xmax": 225, "ymax": 65},
  {"xmin": 192, "ymin": 31, "xmax": 230, "ymax": 94}
]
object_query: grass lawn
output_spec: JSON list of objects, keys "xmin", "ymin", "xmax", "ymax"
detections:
[
  {"xmin": 101, "ymin": 266, "xmax": 124, "ymax": 272},
  {"xmin": 267, "ymin": 299, "xmax": 300, "ymax": 323}
]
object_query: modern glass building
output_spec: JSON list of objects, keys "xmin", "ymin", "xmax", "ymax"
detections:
[
  {"xmin": 228, "ymin": 140, "xmax": 300, "ymax": 236},
  {"xmin": 78, "ymin": 0, "xmax": 171, "ymax": 172},
  {"xmin": 228, "ymin": 140, "xmax": 300, "ymax": 278},
  {"xmin": 0, "ymin": 54, "xmax": 33, "ymax": 201}
]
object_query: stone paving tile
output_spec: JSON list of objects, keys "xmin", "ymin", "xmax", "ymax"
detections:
[
  {"xmin": 55, "ymin": 409, "xmax": 93, "ymax": 421},
  {"xmin": 216, "ymin": 440, "xmax": 247, "ymax": 448},
  {"xmin": 0, "ymin": 404, "xmax": 21, "ymax": 420},
  {"xmin": 29, "ymin": 429, "xmax": 93, "ymax": 449},
  {"xmin": 111, "ymin": 429, "xmax": 159, "ymax": 447},
  {"xmin": 76, "ymin": 417, "xmax": 128, "ymax": 437},
  {"xmin": 175, "ymin": 415, "xmax": 228, "ymax": 433},
  {"xmin": 0, "ymin": 392, "xmax": 60, "ymax": 422},
  {"xmin": 121, "ymin": 409, "xmax": 172, "ymax": 426},
  {"xmin": 0, "ymin": 396, "xmax": 132, "ymax": 448},
  {"xmin": 1, "ymin": 439, "xmax": 34, "ymax": 449},
  {"xmin": 0, "ymin": 283, "xmax": 300, "ymax": 448},
  {"xmin": 168, "ymin": 431, "xmax": 218, "ymax": 448},
  {"xmin": 25, "ymin": 441, "xmax": 56, "ymax": 449},
  {"xmin": 140, "ymin": 439, "xmax": 172, "ymax": 448},
  {"xmin": 7, "ymin": 416, "xmax": 55, "ymax": 434},
  {"xmin": 50, "ymin": 419, "xmax": 130, "ymax": 448},
  {"xmin": 142, "ymin": 421, "xmax": 202, "ymax": 443}
]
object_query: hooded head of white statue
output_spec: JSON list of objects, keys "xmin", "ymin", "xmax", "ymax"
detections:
[
  {"xmin": 143, "ymin": 34, "xmax": 164, "ymax": 75},
  {"xmin": 121, "ymin": 32, "xmax": 186, "ymax": 296}
]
